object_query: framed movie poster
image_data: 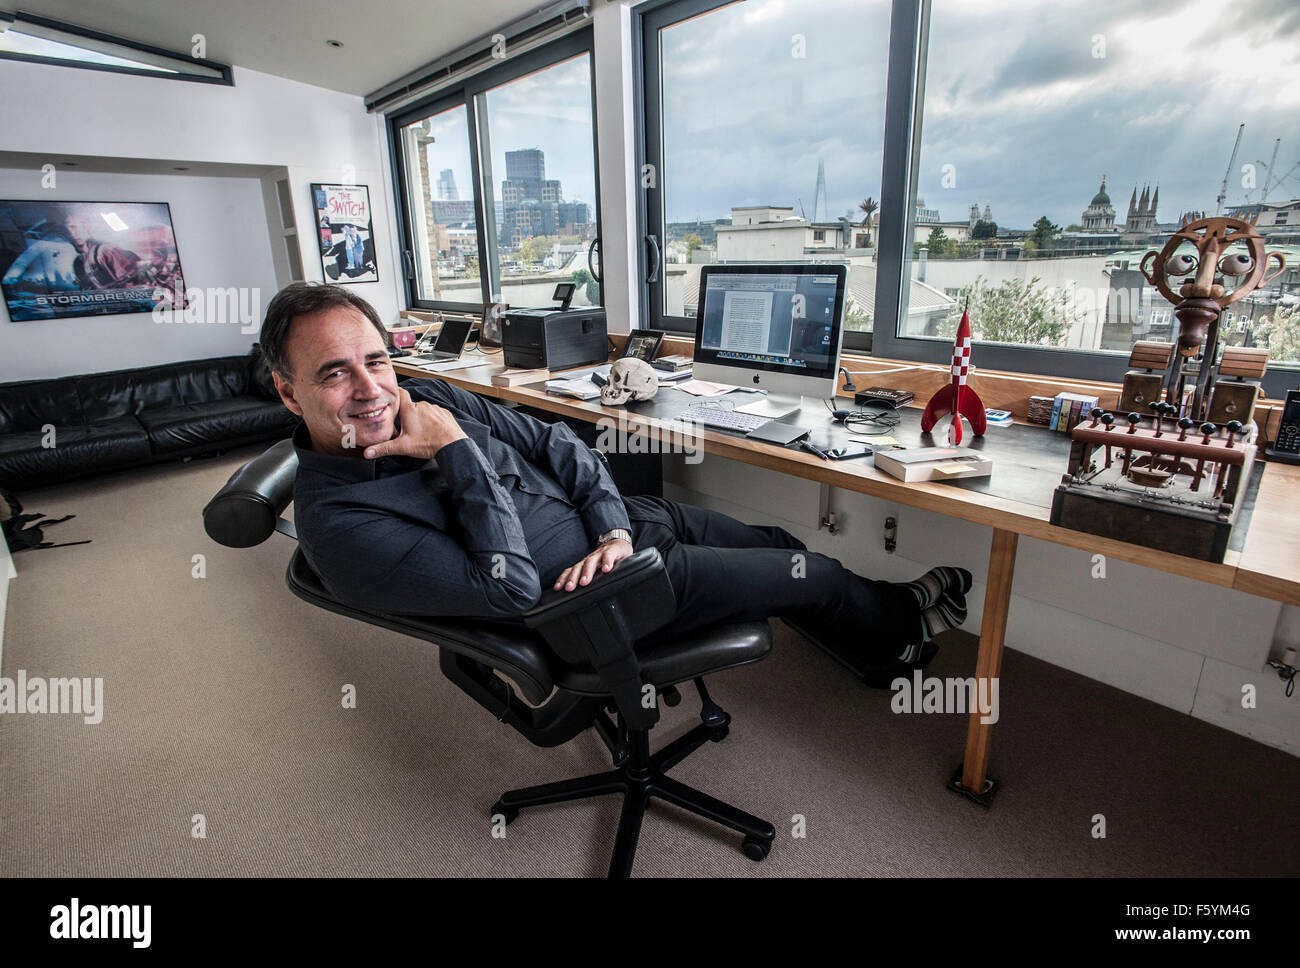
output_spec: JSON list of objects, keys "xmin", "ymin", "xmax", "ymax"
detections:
[
  {"xmin": 312, "ymin": 184, "xmax": 378, "ymax": 284},
  {"xmin": 0, "ymin": 200, "xmax": 187, "ymax": 321}
]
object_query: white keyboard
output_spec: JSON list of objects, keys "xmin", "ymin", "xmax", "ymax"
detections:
[{"xmin": 676, "ymin": 405, "xmax": 773, "ymax": 433}]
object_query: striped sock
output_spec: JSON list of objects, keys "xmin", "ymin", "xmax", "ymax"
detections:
[
  {"xmin": 897, "ymin": 567, "xmax": 971, "ymax": 663},
  {"xmin": 901, "ymin": 566, "xmax": 972, "ymax": 612}
]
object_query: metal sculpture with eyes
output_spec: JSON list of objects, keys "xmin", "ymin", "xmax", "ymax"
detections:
[
  {"xmin": 1139, "ymin": 214, "xmax": 1286, "ymax": 421},
  {"xmin": 1050, "ymin": 215, "xmax": 1286, "ymax": 563}
]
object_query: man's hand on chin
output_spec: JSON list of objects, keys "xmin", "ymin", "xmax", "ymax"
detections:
[
  {"xmin": 362, "ymin": 388, "xmax": 466, "ymax": 460},
  {"xmin": 554, "ymin": 538, "xmax": 634, "ymax": 592}
]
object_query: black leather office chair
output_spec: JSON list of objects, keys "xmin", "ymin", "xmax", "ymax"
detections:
[{"xmin": 202, "ymin": 439, "xmax": 776, "ymax": 877}]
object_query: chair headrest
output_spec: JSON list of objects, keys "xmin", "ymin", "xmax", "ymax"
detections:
[{"xmin": 202, "ymin": 438, "xmax": 297, "ymax": 547}]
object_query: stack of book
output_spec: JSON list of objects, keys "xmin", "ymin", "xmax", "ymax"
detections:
[
  {"xmin": 1027, "ymin": 396, "xmax": 1055, "ymax": 425},
  {"xmin": 1050, "ymin": 392, "xmax": 1100, "ymax": 432}
]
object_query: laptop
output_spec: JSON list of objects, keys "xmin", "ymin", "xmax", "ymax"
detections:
[{"xmin": 405, "ymin": 318, "xmax": 473, "ymax": 364}]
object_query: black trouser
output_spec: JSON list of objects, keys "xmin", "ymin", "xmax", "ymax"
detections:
[{"xmin": 623, "ymin": 495, "xmax": 918, "ymax": 663}]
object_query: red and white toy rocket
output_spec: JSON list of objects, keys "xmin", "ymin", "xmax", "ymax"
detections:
[{"xmin": 919, "ymin": 306, "xmax": 986, "ymax": 445}]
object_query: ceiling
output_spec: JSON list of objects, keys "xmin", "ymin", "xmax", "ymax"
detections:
[{"xmin": 10, "ymin": 0, "xmax": 556, "ymax": 96}]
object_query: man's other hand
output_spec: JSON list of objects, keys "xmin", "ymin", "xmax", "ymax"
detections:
[
  {"xmin": 363, "ymin": 388, "xmax": 467, "ymax": 460},
  {"xmin": 553, "ymin": 538, "xmax": 634, "ymax": 592}
]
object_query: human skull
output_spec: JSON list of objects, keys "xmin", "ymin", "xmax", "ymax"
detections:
[{"xmin": 601, "ymin": 357, "xmax": 659, "ymax": 406}]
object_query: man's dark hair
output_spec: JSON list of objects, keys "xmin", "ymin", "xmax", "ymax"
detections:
[{"xmin": 259, "ymin": 282, "xmax": 388, "ymax": 379}]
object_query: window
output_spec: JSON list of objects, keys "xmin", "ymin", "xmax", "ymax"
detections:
[
  {"xmin": 478, "ymin": 54, "xmax": 601, "ymax": 308},
  {"xmin": 639, "ymin": 0, "xmax": 1300, "ymax": 395},
  {"xmin": 881, "ymin": 0, "xmax": 1300, "ymax": 386},
  {"xmin": 397, "ymin": 102, "xmax": 479, "ymax": 305},
  {"xmin": 390, "ymin": 31, "xmax": 600, "ymax": 313},
  {"xmin": 0, "ymin": 12, "xmax": 230, "ymax": 83},
  {"xmin": 640, "ymin": 0, "xmax": 893, "ymax": 346}
]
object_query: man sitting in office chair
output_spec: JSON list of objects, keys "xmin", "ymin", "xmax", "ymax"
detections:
[{"xmin": 261, "ymin": 282, "xmax": 972, "ymax": 684}]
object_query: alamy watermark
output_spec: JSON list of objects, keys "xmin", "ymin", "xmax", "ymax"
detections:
[
  {"xmin": 890, "ymin": 670, "xmax": 999, "ymax": 725},
  {"xmin": 152, "ymin": 286, "xmax": 261, "ymax": 334},
  {"xmin": 0, "ymin": 670, "xmax": 104, "ymax": 724},
  {"xmin": 595, "ymin": 410, "xmax": 704, "ymax": 464}
]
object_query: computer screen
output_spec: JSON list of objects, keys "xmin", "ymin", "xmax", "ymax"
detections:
[
  {"xmin": 692, "ymin": 265, "xmax": 846, "ymax": 391},
  {"xmin": 433, "ymin": 317, "xmax": 472, "ymax": 354}
]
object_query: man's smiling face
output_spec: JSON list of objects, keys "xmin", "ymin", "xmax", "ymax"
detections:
[{"xmin": 273, "ymin": 305, "xmax": 399, "ymax": 457}]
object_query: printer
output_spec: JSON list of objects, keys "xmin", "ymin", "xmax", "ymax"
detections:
[{"xmin": 501, "ymin": 283, "xmax": 608, "ymax": 371}]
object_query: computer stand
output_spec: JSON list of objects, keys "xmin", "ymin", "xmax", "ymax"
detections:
[{"xmin": 733, "ymin": 393, "xmax": 807, "ymax": 423}]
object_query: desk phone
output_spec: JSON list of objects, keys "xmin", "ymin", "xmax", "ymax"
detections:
[{"xmin": 1265, "ymin": 390, "xmax": 1300, "ymax": 464}]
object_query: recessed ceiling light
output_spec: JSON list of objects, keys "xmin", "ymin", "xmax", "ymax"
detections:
[
  {"xmin": 325, "ymin": 39, "xmax": 343, "ymax": 48},
  {"xmin": 63, "ymin": 161, "xmax": 78, "ymax": 166},
  {"xmin": 174, "ymin": 166, "xmax": 189, "ymax": 171}
]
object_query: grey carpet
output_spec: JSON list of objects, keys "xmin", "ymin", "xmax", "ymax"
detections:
[{"xmin": 2, "ymin": 444, "xmax": 1297, "ymax": 877}]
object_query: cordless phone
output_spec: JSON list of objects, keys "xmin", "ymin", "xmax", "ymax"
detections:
[{"xmin": 1265, "ymin": 389, "xmax": 1300, "ymax": 464}]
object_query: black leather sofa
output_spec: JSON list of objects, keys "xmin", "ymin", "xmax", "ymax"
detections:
[{"xmin": 0, "ymin": 350, "xmax": 299, "ymax": 491}]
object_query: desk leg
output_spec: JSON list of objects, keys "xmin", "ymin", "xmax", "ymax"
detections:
[{"xmin": 948, "ymin": 527, "xmax": 1017, "ymax": 808}]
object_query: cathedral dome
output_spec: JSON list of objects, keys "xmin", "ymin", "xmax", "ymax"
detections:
[{"xmin": 1090, "ymin": 177, "xmax": 1111, "ymax": 207}]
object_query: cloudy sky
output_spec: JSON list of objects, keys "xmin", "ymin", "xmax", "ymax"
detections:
[
  {"xmin": 414, "ymin": 0, "xmax": 1300, "ymax": 235},
  {"xmin": 661, "ymin": 0, "xmax": 1300, "ymax": 229}
]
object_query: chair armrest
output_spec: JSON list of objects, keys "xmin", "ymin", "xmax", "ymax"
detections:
[
  {"xmin": 522, "ymin": 547, "xmax": 677, "ymax": 730},
  {"xmin": 202, "ymin": 437, "xmax": 297, "ymax": 547},
  {"xmin": 523, "ymin": 548, "xmax": 672, "ymax": 630}
]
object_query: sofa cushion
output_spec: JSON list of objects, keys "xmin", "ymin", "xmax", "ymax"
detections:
[
  {"xmin": 246, "ymin": 345, "xmax": 280, "ymax": 402},
  {"xmin": 0, "ymin": 378, "xmax": 83, "ymax": 435},
  {"xmin": 137, "ymin": 396, "xmax": 298, "ymax": 454},
  {"xmin": 75, "ymin": 356, "xmax": 250, "ymax": 421},
  {"xmin": 0, "ymin": 416, "xmax": 151, "ymax": 489}
]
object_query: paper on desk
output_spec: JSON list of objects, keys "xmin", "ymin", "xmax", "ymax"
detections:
[
  {"xmin": 551, "ymin": 363, "xmax": 612, "ymax": 381},
  {"xmin": 676, "ymin": 379, "xmax": 736, "ymax": 397},
  {"xmin": 849, "ymin": 435, "xmax": 900, "ymax": 446},
  {"xmin": 656, "ymin": 368, "xmax": 694, "ymax": 382},
  {"xmin": 409, "ymin": 357, "xmax": 483, "ymax": 372},
  {"xmin": 544, "ymin": 377, "xmax": 602, "ymax": 400}
]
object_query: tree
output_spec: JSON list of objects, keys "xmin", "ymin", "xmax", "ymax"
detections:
[
  {"xmin": 971, "ymin": 219, "xmax": 998, "ymax": 240},
  {"xmin": 518, "ymin": 235, "xmax": 555, "ymax": 264},
  {"xmin": 571, "ymin": 267, "xmax": 600, "ymax": 306},
  {"xmin": 844, "ymin": 301, "xmax": 872, "ymax": 333},
  {"xmin": 1030, "ymin": 216, "xmax": 1061, "ymax": 252},
  {"xmin": 936, "ymin": 275, "xmax": 1076, "ymax": 347},
  {"xmin": 463, "ymin": 257, "xmax": 479, "ymax": 278},
  {"xmin": 684, "ymin": 232, "xmax": 703, "ymax": 257},
  {"xmin": 926, "ymin": 226, "xmax": 956, "ymax": 258},
  {"xmin": 858, "ymin": 197, "xmax": 879, "ymax": 245},
  {"xmin": 1255, "ymin": 303, "xmax": 1300, "ymax": 362}
]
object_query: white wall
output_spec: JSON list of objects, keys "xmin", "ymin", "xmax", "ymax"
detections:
[
  {"xmin": 663, "ymin": 453, "xmax": 1300, "ymax": 756},
  {"xmin": 0, "ymin": 168, "xmax": 276, "ymax": 380},
  {"xmin": 0, "ymin": 57, "xmax": 401, "ymax": 377}
]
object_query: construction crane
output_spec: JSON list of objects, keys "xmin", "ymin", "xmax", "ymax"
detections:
[
  {"xmin": 1216, "ymin": 122, "xmax": 1245, "ymax": 215},
  {"xmin": 1255, "ymin": 138, "xmax": 1282, "ymax": 204}
]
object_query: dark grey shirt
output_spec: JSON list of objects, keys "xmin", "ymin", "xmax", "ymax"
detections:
[{"xmin": 291, "ymin": 378, "xmax": 630, "ymax": 620}]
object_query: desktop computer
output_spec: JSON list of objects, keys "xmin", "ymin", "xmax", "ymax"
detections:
[{"xmin": 687, "ymin": 263, "xmax": 848, "ymax": 423}]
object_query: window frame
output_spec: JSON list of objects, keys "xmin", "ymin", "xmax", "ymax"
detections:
[
  {"xmin": 0, "ymin": 11, "xmax": 232, "ymax": 84},
  {"xmin": 636, "ymin": 0, "xmax": 1299, "ymax": 396},
  {"xmin": 387, "ymin": 28, "xmax": 602, "ymax": 315}
]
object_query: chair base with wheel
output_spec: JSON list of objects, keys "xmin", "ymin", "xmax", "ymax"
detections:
[{"xmin": 493, "ymin": 677, "xmax": 774, "ymax": 877}]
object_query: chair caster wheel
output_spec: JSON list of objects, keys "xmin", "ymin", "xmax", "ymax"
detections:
[
  {"xmin": 709, "ymin": 725, "xmax": 729, "ymax": 743},
  {"xmin": 491, "ymin": 803, "xmax": 519, "ymax": 825},
  {"xmin": 741, "ymin": 836, "xmax": 770, "ymax": 862}
]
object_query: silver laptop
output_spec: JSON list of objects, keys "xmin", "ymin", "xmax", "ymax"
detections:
[{"xmin": 406, "ymin": 318, "xmax": 473, "ymax": 364}]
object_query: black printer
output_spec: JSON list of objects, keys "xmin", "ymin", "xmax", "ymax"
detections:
[{"xmin": 502, "ymin": 283, "xmax": 608, "ymax": 370}]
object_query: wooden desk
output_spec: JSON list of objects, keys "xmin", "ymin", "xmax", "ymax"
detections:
[{"xmin": 395, "ymin": 352, "xmax": 1300, "ymax": 804}]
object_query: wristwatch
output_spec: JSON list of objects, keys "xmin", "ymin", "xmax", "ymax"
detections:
[{"xmin": 597, "ymin": 528, "xmax": 632, "ymax": 546}]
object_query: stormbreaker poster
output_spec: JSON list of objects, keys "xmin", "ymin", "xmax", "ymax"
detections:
[{"xmin": 0, "ymin": 200, "xmax": 187, "ymax": 321}]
